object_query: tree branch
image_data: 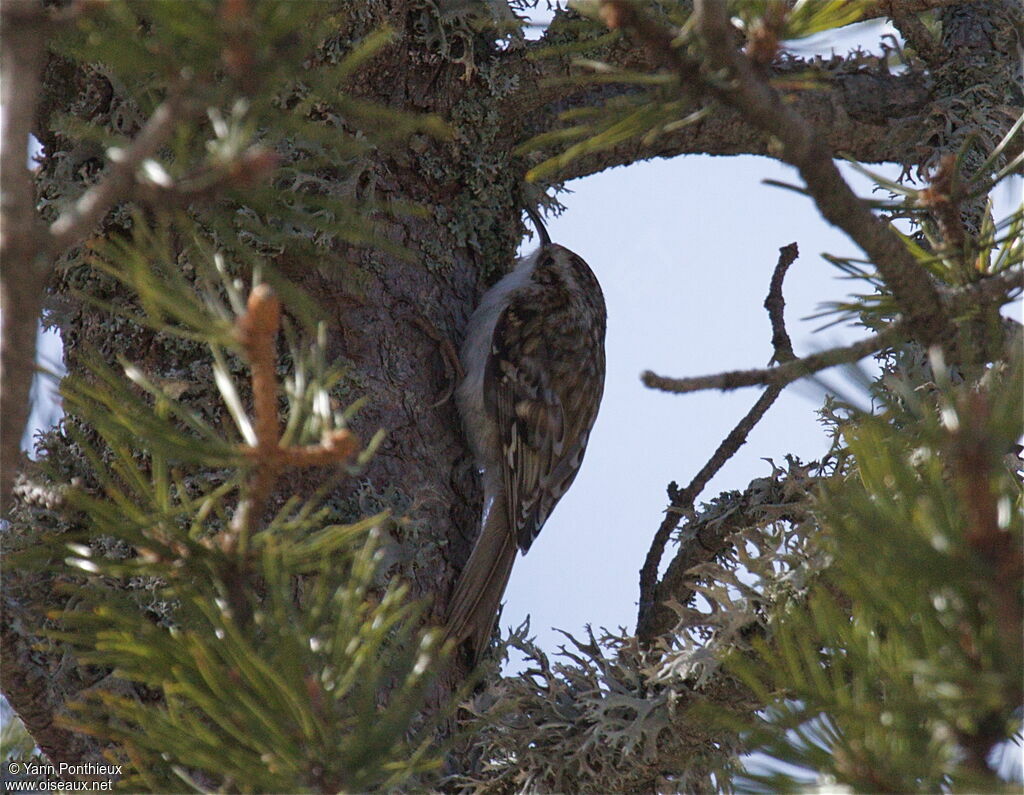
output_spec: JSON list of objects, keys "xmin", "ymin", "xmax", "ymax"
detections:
[
  {"xmin": 514, "ymin": 9, "xmax": 934, "ymax": 181},
  {"xmin": 689, "ymin": 0, "xmax": 953, "ymax": 347},
  {"xmin": 636, "ymin": 246, "xmax": 1021, "ymax": 643},
  {"xmin": 48, "ymin": 95, "xmax": 184, "ymax": 252},
  {"xmin": 637, "ymin": 244, "xmax": 801, "ymax": 642},
  {"xmin": 1, "ymin": 0, "xmax": 53, "ymax": 514},
  {"xmin": 643, "ymin": 328, "xmax": 902, "ymax": 394}
]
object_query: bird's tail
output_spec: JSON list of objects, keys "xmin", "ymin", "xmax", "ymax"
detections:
[{"xmin": 445, "ymin": 501, "xmax": 518, "ymax": 665}]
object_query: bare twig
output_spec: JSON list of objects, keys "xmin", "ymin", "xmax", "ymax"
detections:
[
  {"xmin": 637, "ymin": 383, "xmax": 784, "ymax": 641},
  {"xmin": 637, "ymin": 244, "xmax": 801, "ymax": 641},
  {"xmin": 642, "ymin": 267, "xmax": 1023, "ymax": 396},
  {"xmin": 643, "ymin": 328, "xmax": 903, "ymax": 394},
  {"xmin": 48, "ymin": 95, "xmax": 185, "ymax": 252},
  {"xmin": 764, "ymin": 243, "xmax": 799, "ymax": 364}
]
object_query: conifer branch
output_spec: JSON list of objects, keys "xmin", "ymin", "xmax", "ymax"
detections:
[
  {"xmin": 228, "ymin": 286, "xmax": 359, "ymax": 554},
  {"xmin": 595, "ymin": 0, "xmax": 954, "ymax": 347},
  {"xmin": 2, "ymin": 45, "xmax": 273, "ymax": 513},
  {"xmin": 229, "ymin": 284, "xmax": 284, "ymax": 552},
  {"xmin": 48, "ymin": 95, "xmax": 185, "ymax": 252}
]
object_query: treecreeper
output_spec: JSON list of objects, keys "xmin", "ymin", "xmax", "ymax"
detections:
[{"xmin": 445, "ymin": 208, "xmax": 607, "ymax": 664}]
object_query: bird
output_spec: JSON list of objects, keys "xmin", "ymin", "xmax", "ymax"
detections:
[{"xmin": 445, "ymin": 207, "xmax": 607, "ymax": 664}]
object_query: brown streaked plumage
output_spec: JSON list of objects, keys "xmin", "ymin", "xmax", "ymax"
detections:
[{"xmin": 446, "ymin": 210, "xmax": 606, "ymax": 663}]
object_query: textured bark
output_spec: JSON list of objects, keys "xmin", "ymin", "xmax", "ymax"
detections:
[
  {"xmin": 523, "ymin": 62, "xmax": 935, "ymax": 182},
  {"xmin": 0, "ymin": 0, "xmax": 49, "ymax": 513},
  {"xmin": 1, "ymin": 587, "xmax": 105, "ymax": 765}
]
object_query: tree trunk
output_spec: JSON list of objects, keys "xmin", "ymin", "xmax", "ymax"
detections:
[{"xmin": 6, "ymin": 4, "xmax": 539, "ymax": 752}]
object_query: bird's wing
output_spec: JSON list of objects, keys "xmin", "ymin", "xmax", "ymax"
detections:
[{"xmin": 484, "ymin": 292, "xmax": 603, "ymax": 553}]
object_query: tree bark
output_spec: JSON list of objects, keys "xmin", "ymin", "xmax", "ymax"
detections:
[{"xmin": 0, "ymin": 0, "xmax": 49, "ymax": 513}]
